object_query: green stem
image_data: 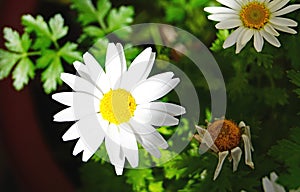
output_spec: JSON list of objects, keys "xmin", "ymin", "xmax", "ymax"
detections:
[
  {"xmin": 53, "ymin": 39, "xmax": 60, "ymax": 50},
  {"xmin": 24, "ymin": 51, "xmax": 41, "ymax": 57},
  {"xmin": 98, "ymin": 18, "xmax": 107, "ymax": 31}
]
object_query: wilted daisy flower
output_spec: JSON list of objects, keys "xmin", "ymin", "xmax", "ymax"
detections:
[
  {"xmin": 262, "ymin": 172, "xmax": 286, "ymax": 192},
  {"xmin": 194, "ymin": 119, "xmax": 254, "ymax": 180},
  {"xmin": 52, "ymin": 43, "xmax": 185, "ymax": 175},
  {"xmin": 205, "ymin": 0, "xmax": 300, "ymax": 53}
]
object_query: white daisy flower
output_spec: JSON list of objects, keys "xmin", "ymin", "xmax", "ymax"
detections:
[
  {"xmin": 194, "ymin": 119, "xmax": 254, "ymax": 180},
  {"xmin": 262, "ymin": 172, "xmax": 286, "ymax": 192},
  {"xmin": 204, "ymin": 0, "xmax": 300, "ymax": 53},
  {"xmin": 52, "ymin": 43, "xmax": 185, "ymax": 175}
]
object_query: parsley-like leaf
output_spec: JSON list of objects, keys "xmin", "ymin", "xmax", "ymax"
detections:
[
  {"xmin": 49, "ymin": 14, "xmax": 68, "ymax": 40},
  {"xmin": 12, "ymin": 57, "xmax": 35, "ymax": 90},
  {"xmin": 41, "ymin": 55, "xmax": 63, "ymax": 94}
]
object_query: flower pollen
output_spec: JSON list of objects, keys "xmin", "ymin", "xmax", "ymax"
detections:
[
  {"xmin": 100, "ymin": 89, "xmax": 136, "ymax": 125},
  {"xmin": 207, "ymin": 119, "xmax": 241, "ymax": 152},
  {"xmin": 240, "ymin": 2, "xmax": 270, "ymax": 29}
]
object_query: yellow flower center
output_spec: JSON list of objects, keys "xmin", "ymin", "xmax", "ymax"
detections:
[
  {"xmin": 240, "ymin": 2, "xmax": 270, "ymax": 29},
  {"xmin": 207, "ymin": 120, "xmax": 241, "ymax": 152},
  {"xmin": 100, "ymin": 89, "xmax": 136, "ymax": 125}
]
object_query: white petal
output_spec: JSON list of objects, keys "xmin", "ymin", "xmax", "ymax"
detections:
[
  {"xmin": 264, "ymin": 24, "xmax": 280, "ymax": 36},
  {"xmin": 244, "ymin": 125, "xmax": 254, "ymax": 151},
  {"xmin": 254, "ymin": 30, "xmax": 264, "ymax": 52},
  {"xmin": 213, "ymin": 151, "xmax": 229, "ymax": 180},
  {"xmin": 270, "ymin": 172, "xmax": 279, "ymax": 182},
  {"xmin": 116, "ymin": 43, "xmax": 127, "ymax": 73},
  {"xmin": 82, "ymin": 149, "xmax": 94, "ymax": 162},
  {"xmin": 216, "ymin": 19, "xmax": 242, "ymax": 29},
  {"xmin": 52, "ymin": 92, "xmax": 73, "ymax": 106},
  {"xmin": 242, "ymin": 134, "xmax": 254, "ymax": 169},
  {"xmin": 54, "ymin": 107, "xmax": 76, "ymax": 122},
  {"xmin": 241, "ymin": 29, "xmax": 254, "ymax": 45},
  {"xmin": 83, "ymin": 52, "xmax": 104, "ymax": 83},
  {"xmin": 199, "ymin": 130, "xmax": 219, "ymax": 153},
  {"xmin": 217, "ymin": 0, "xmax": 241, "ymax": 10},
  {"xmin": 62, "ymin": 123, "xmax": 80, "ymax": 141},
  {"xmin": 83, "ymin": 52, "xmax": 111, "ymax": 93},
  {"xmin": 119, "ymin": 49, "xmax": 155, "ymax": 91},
  {"xmin": 132, "ymin": 78, "xmax": 180, "ymax": 104},
  {"xmin": 273, "ymin": 4, "xmax": 300, "ymax": 16},
  {"xmin": 268, "ymin": 0, "xmax": 290, "ymax": 12},
  {"xmin": 262, "ymin": 177, "xmax": 275, "ymax": 192},
  {"xmin": 204, "ymin": 7, "xmax": 237, "ymax": 14},
  {"xmin": 139, "ymin": 130, "xmax": 168, "ymax": 150},
  {"xmin": 105, "ymin": 124, "xmax": 125, "ymax": 169},
  {"xmin": 235, "ymin": 27, "xmax": 248, "ymax": 53},
  {"xmin": 223, "ymin": 27, "xmax": 243, "ymax": 48},
  {"xmin": 129, "ymin": 119, "xmax": 168, "ymax": 149},
  {"xmin": 272, "ymin": 24, "xmax": 297, "ymax": 34},
  {"xmin": 208, "ymin": 13, "xmax": 239, "ymax": 22},
  {"xmin": 231, "ymin": 147, "xmax": 242, "ymax": 172},
  {"xmin": 115, "ymin": 166, "xmax": 124, "ymax": 175},
  {"xmin": 73, "ymin": 61, "xmax": 92, "ymax": 81},
  {"xmin": 53, "ymin": 93, "xmax": 100, "ymax": 122},
  {"xmin": 128, "ymin": 118, "xmax": 157, "ymax": 135},
  {"xmin": 105, "ymin": 43, "xmax": 125, "ymax": 89},
  {"xmin": 119, "ymin": 124, "xmax": 139, "ymax": 167},
  {"xmin": 137, "ymin": 102, "xmax": 185, "ymax": 116},
  {"xmin": 52, "ymin": 91, "xmax": 99, "ymax": 107},
  {"xmin": 270, "ymin": 17, "xmax": 298, "ymax": 27},
  {"xmin": 64, "ymin": 114, "xmax": 108, "ymax": 161},
  {"xmin": 136, "ymin": 135, "xmax": 161, "ymax": 158},
  {"xmin": 73, "ymin": 139, "xmax": 85, "ymax": 156},
  {"xmin": 260, "ymin": 29, "xmax": 281, "ymax": 47},
  {"xmin": 134, "ymin": 107, "xmax": 179, "ymax": 126},
  {"xmin": 60, "ymin": 73, "xmax": 103, "ymax": 99}
]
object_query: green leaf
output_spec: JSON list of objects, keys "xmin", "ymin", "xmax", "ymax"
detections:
[
  {"xmin": 21, "ymin": 33, "xmax": 32, "ymax": 52},
  {"xmin": 263, "ymin": 87, "xmax": 288, "ymax": 107},
  {"xmin": 3, "ymin": 27, "xmax": 23, "ymax": 52},
  {"xmin": 32, "ymin": 37, "xmax": 52, "ymax": 50},
  {"xmin": 148, "ymin": 181, "xmax": 164, "ymax": 192},
  {"xmin": 165, "ymin": 6, "xmax": 185, "ymax": 22},
  {"xmin": 71, "ymin": 0, "xmax": 99, "ymax": 26},
  {"xmin": 0, "ymin": 50, "xmax": 21, "ymax": 79},
  {"xmin": 96, "ymin": 0, "xmax": 112, "ymax": 19},
  {"xmin": 49, "ymin": 14, "xmax": 68, "ymax": 40},
  {"xmin": 288, "ymin": 70, "xmax": 300, "ymax": 87},
  {"xmin": 59, "ymin": 42, "xmax": 82, "ymax": 63},
  {"xmin": 107, "ymin": 6, "xmax": 134, "ymax": 31},
  {"xmin": 41, "ymin": 55, "xmax": 63, "ymax": 94},
  {"xmin": 12, "ymin": 57, "xmax": 35, "ymax": 90},
  {"xmin": 125, "ymin": 169, "xmax": 154, "ymax": 192},
  {"xmin": 83, "ymin": 26, "xmax": 105, "ymax": 38},
  {"xmin": 210, "ymin": 30, "xmax": 229, "ymax": 52},
  {"xmin": 22, "ymin": 14, "xmax": 52, "ymax": 49},
  {"xmin": 269, "ymin": 127, "xmax": 300, "ymax": 189},
  {"xmin": 3, "ymin": 27, "xmax": 32, "ymax": 53},
  {"xmin": 36, "ymin": 49, "xmax": 57, "ymax": 69},
  {"xmin": 22, "ymin": 14, "xmax": 51, "ymax": 38}
]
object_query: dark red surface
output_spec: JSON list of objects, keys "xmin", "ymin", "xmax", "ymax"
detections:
[{"xmin": 0, "ymin": 1, "xmax": 74, "ymax": 191}]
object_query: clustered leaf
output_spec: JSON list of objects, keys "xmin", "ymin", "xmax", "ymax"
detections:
[
  {"xmin": 71, "ymin": 0, "xmax": 134, "ymax": 42},
  {"xmin": 0, "ymin": 14, "xmax": 81, "ymax": 93},
  {"xmin": 0, "ymin": 28, "xmax": 34, "ymax": 90}
]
